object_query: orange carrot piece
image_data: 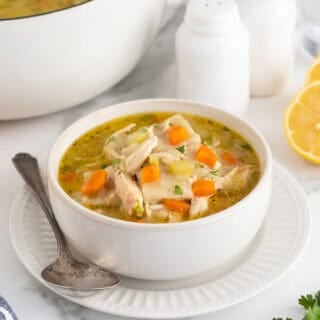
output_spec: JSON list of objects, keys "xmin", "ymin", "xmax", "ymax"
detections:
[
  {"xmin": 222, "ymin": 152, "xmax": 238, "ymax": 165},
  {"xmin": 167, "ymin": 126, "xmax": 189, "ymax": 146},
  {"xmin": 192, "ymin": 180, "xmax": 215, "ymax": 197},
  {"xmin": 141, "ymin": 164, "xmax": 160, "ymax": 184},
  {"xmin": 60, "ymin": 172, "xmax": 77, "ymax": 182},
  {"xmin": 81, "ymin": 169, "xmax": 107, "ymax": 195},
  {"xmin": 163, "ymin": 199, "xmax": 190, "ymax": 214},
  {"xmin": 195, "ymin": 145, "xmax": 217, "ymax": 167}
]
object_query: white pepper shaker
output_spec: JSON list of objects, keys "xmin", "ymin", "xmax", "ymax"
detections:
[
  {"xmin": 175, "ymin": 0, "xmax": 250, "ymax": 116},
  {"xmin": 236, "ymin": 0, "xmax": 296, "ymax": 97}
]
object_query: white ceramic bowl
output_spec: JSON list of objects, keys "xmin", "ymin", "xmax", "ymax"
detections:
[
  {"xmin": 0, "ymin": 0, "xmax": 164, "ymax": 120},
  {"xmin": 48, "ymin": 99, "xmax": 272, "ymax": 280}
]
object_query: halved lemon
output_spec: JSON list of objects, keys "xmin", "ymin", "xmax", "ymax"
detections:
[
  {"xmin": 306, "ymin": 56, "xmax": 320, "ymax": 84},
  {"xmin": 284, "ymin": 81, "xmax": 320, "ymax": 164}
]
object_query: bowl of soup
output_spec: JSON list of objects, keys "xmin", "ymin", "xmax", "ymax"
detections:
[
  {"xmin": 48, "ymin": 99, "xmax": 272, "ymax": 280},
  {"xmin": 0, "ymin": 0, "xmax": 164, "ymax": 119}
]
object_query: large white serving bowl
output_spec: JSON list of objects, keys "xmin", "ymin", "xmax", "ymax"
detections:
[
  {"xmin": 48, "ymin": 99, "xmax": 272, "ymax": 280},
  {"xmin": 0, "ymin": 0, "xmax": 164, "ymax": 120}
]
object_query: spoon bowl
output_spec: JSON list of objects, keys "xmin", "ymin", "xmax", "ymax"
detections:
[{"xmin": 12, "ymin": 153, "xmax": 120, "ymax": 295}]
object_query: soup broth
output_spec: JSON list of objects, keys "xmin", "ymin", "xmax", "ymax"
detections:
[
  {"xmin": 59, "ymin": 112, "xmax": 260, "ymax": 223},
  {"xmin": 0, "ymin": 0, "xmax": 88, "ymax": 19}
]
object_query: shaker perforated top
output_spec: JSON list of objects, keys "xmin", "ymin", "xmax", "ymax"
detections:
[{"xmin": 184, "ymin": 0, "xmax": 241, "ymax": 34}]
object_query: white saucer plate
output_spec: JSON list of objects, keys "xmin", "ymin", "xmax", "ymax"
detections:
[{"xmin": 9, "ymin": 162, "xmax": 311, "ymax": 319}]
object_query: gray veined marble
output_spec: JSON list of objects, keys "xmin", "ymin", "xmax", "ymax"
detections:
[{"xmin": 2, "ymin": 1, "xmax": 320, "ymax": 320}]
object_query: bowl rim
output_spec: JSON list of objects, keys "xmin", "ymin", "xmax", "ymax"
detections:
[
  {"xmin": 48, "ymin": 98, "xmax": 273, "ymax": 231},
  {"xmin": 0, "ymin": 0, "xmax": 93, "ymax": 22}
]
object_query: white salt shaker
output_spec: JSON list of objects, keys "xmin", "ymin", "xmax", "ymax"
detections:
[
  {"xmin": 175, "ymin": 0, "xmax": 249, "ymax": 115},
  {"xmin": 236, "ymin": 0, "xmax": 296, "ymax": 97}
]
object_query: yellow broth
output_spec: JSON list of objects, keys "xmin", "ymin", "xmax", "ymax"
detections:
[
  {"xmin": 0, "ymin": 0, "xmax": 88, "ymax": 19},
  {"xmin": 58, "ymin": 112, "xmax": 260, "ymax": 223}
]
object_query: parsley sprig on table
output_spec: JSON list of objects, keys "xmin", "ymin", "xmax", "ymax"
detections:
[{"xmin": 273, "ymin": 291, "xmax": 320, "ymax": 320}]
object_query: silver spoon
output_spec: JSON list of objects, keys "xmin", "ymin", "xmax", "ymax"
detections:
[{"xmin": 12, "ymin": 153, "xmax": 120, "ymax": 296}]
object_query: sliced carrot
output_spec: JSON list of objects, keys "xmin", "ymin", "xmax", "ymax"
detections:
[
  {"xmin": 81, "ymin": 170, "xmax": 107, "ymax": 195},
  {"xmin": 163, "ymin": 199, "xmax": 190, "ymax": 214},
  {"xmin": 60, "ymin": 172, "xmax": 77, "ymax": 182},
  {"xmin": 192, "ymin": 180, "xmax": 215, "ymax": 197},
  {"xmin": 195, "ymin": 145, "xmax": 216, "ymax": 167},
  {"xmin": 141, "ymin": 164, "xmax": 160, "ymax": 184},
  {"xmin": 222, "ymin": 152, "xmax": 238, "ymax": 165},
  {"xmin": 167, "ymin": 125, "xmax": 189, "ymax": 146}
]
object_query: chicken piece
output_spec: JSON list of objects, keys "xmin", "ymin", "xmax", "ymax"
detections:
[
  {"xmin": 189, "ymin": 197, "xmax": 209, "ymax": 219},
  {"xmin": 145, "ymin": 204, "xmax": 170, "ymax": 221},
  {"xmin": 215, "ymin": 165, "xmax": 254, "ymax": 192},
  {"xmin": 114, "ymin": 171, "xmax": 144, "ymax": 216},
  {"xmin": 125, "ymin": 136, "xmax": 158, "ymax": 175},
  {"xmin": 215, "ymin": 167, "xmax": 238, "ymax": 190},
  {"xmin": 151, "ymin": 144, "xmax": 185, "ymax": 165},
  {"xmin": 169, "ymin": 212, "xmax": 185, "ymax": 223},
  {"xmin": 104, "ymin": 124, "xmax": 136, "ymax": 160},
  {"xmin": 121, "ymin": 143, "xmax": 138, "ymax": 156}
]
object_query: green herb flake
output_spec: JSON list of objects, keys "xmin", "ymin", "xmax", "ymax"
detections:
[
  {"xmin": 112, "ymin": 158, "xmax": 121, "ymax": 168},
  {"xmin": 176, "ymin": 145, "xmax": 185, "ymax": 154},
  {"xmin": 107, "ymin": 136, "xmax": 116, "ymax": 144},
  {"xmin": 241, "ymin": 143, "xmax": 252, "ymax": 151},
  {"xmin": 210, "ymin": 170, "xmax": 219, "ymax": 176},
  {"xmin": 195, "ymin": 163, "xmax": 205, "ymax": 168},
  {"xmin": 133, "ymin": 200, "xmax": 144, "ymax": 216},
  {"xmin": 140, "ymin": 127, "xmax": 148, "ymax": 133},
  {"xmin": 173, "ymin": 185, "xmax": 183, "ymax": 195}
]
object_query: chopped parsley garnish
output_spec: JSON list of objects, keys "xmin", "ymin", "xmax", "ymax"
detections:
[
  {"xmin": 174, "ymin": 185, "xmax": 183, "ymax": 195},
  {"xmin": 195, "ymin": 163, "xmax": 205, "ymax": 168},
  {"xmin": 176, "ymin": 145, "xmax": 185, "ymax": 154},
  {"xmin": 210, "ymin": 170, "xmax": 219, "ymax": 176},
  {"xmin": 241, "ymin": 143, "xmax": 252, "ymax": 151},
  {"xmin": 107, "ymin": 136, "xmax": 116, "ymax": 144},
  {"xmin": 112, "ymin": 158, "xmax": 121, "ymax": 168},
  {"xmin": 140, "ymin": 127, "xmax": 148, "ymax": 133}
]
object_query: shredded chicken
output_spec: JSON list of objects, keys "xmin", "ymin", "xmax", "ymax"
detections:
[
  {"xmin": 114, "ymin": 171, "xmax": 144, "ymax": 216},
  {"xmin": 125, "ymin": 136, "xmax": 158, "ymax": 175},
  {"xmin": 104, "ymin": 124, "xmax": 136, "ymax": 160},
  {"xmin": 215, "ymin": 165, "xmax": 253, "ymax": 192},
  {"xmin": 190, "ymin": 197, "xmax": 209, "ymax": 219},
  {"xmin": 72, "ymin": 113, "xmax": 259, "ymax": 223}
]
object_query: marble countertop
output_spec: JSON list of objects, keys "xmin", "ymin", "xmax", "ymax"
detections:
[{"xmin": 1, "ymin": 2, "xmax": 320, "ymax": 319}]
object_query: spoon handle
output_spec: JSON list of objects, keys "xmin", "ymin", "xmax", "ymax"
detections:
[{"xmin": 12, "ymin": 153, "xmax": 68, "ymax": 255}]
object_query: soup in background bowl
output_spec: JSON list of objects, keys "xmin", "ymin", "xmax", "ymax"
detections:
[
  {"xmin": 58, "ymin": 112, "xmax": 260, "ymax": 224},
  {"xmin": 48, "ymin": 99, "xmax": 272, "ymax": 280},
  {"xmin": 0, "ymin": 0, "xmax": 88, "ymax": 19}
]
